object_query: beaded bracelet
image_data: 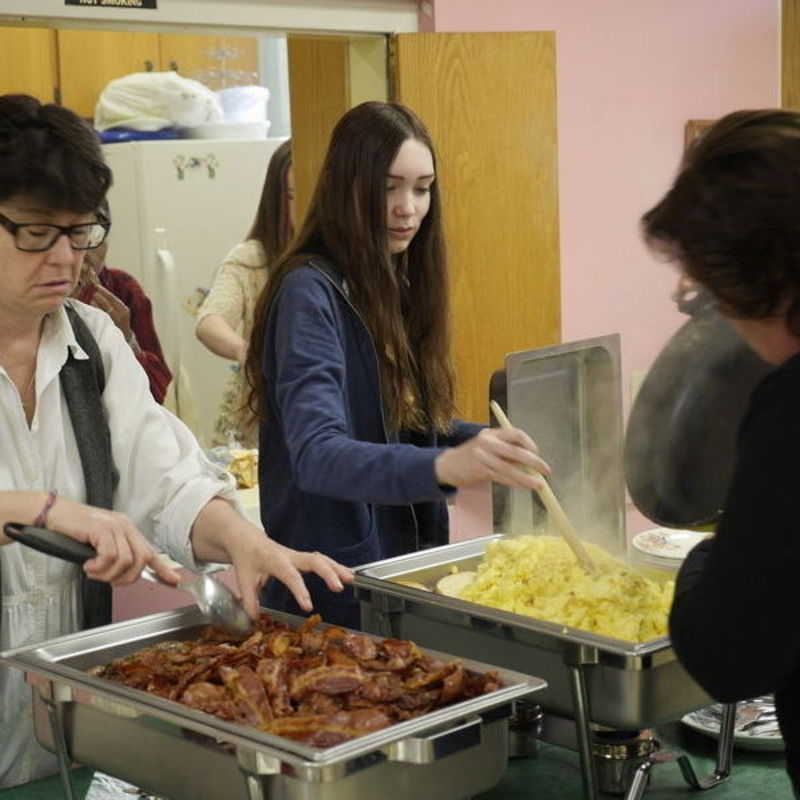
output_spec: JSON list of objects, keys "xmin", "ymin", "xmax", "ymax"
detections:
[{"xmin": 33, "ymin": 490, "xmax": 58, "ymax": 528}]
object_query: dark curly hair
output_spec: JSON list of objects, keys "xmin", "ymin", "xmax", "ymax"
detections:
[
  {"xmin": 642, "ymin": 109, "xmax": 800, "ymax": 333},
  {"xmin": 0, "ymin": 94, "xmax": 111, "ymax": 213}
]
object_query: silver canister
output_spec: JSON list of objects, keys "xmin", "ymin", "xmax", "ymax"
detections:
[
  {"xmin": 508, "ymin": 699, "xmax": 544, "ymax": 759},
  {"xmin": 591, "ymin": 729, "xmax": 658, "ymax": 795}
]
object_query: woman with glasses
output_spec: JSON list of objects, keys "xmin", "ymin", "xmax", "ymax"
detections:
[
  {"xmin": 0, "ymin": 94, "xmax": 352, "ymax": 789},
  {"xmin": 72, "ymin": 197, "xmax": 172, "ymax": 403}
]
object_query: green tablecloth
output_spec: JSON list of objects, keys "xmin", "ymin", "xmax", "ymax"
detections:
[{"xmin": 0, "ymin": 723, "xmax": 791, "ymax": 800}]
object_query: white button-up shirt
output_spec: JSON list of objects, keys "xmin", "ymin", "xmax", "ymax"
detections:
[{"xmin": 0, "ymin": 300, "xmax": 237, "ymax": 788}]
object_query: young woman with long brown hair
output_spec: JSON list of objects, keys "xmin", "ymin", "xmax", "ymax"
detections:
[
  {"xmin": 245, "ymin": 102, "xmax": 547, "ymax": 628},
  {"xmin": 196, "ymin": 139, "xmax": 293, "ymax": 446}
]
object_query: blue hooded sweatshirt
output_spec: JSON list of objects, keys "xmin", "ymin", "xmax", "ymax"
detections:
[{"xmin": 258, "ymin": 258, "xmax": 482, "ymax": 628}]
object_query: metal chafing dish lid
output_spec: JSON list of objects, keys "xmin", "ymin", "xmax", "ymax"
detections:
[
  {"xmin": 624, "ymin": 303, "xmax": 772, "ymax": 527},
  {"xmin": 490, "ymin": 334, "xmax": 625, "ymax": 551}
]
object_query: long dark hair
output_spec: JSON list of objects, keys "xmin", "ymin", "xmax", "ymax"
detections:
[
  {"xmin": 246, "ymin": 138, "xmax": 293, "ymax": 267},
  {"xmin": 0, "ymin": 94, "xmax": 111, "ymax": 212},
  {"xmin": 246, "ymin": 101, "xmax": 455, "ymax": 432},
  {"xmin": 642, "ymin": 109, "xmax": 800, "ymax": 333}
]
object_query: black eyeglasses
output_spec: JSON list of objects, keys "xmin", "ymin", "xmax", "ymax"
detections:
[{"xmin": 0, "ymin": 212, "xmax": 110, "ymax": 253}]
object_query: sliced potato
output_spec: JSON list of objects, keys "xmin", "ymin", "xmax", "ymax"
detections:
[
  {"xmin": 393, "ymin": 579, "xmax": 432, "ymax": 592},
  {"xmin": 435, "ymin": 571, "xmax": 477, "ymax": 597}
]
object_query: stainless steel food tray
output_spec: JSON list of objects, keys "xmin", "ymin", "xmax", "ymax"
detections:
[
  {"xmin": 354, "ymin": 535, "xmax": 709, "ymax": 731},
  {"xmin": 354, "ymin": 537, "xmax": 736, "ymax": 800},
  {"xmin": 0, "ymin": 606, "xmax": 545, "ymax": 800}
]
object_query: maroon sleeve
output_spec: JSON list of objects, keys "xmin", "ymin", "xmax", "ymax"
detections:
[{"xmin": 99, "ymin": 267, "xmax": 173, "ymax": 404}]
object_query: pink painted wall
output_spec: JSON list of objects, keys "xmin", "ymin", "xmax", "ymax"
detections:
[
  {"xmin": 422, "ymin": 0, "xmax": 778, "ymax": 400},
  {"xmin": 422, "ymin": 0, "xmax": 779, "ymax": 539}
]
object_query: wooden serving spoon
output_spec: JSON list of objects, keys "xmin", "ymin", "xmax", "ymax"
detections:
[{"xmin": 490, "ymin": 400, "xmax": 597, "ymax": 575}]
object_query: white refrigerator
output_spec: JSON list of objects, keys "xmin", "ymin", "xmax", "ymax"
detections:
[{"xmin": 102, "ymin": 137, "xmax": 287, "ymax": 447}]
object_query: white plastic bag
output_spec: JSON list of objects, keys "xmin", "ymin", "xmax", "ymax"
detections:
[
  {"xmin": 85, "ymin": 771, "xmax": 161, "ymax": 799},
  {"xmin": 94, "ymin": 71, "xmax": 224, "ymax": 132}
]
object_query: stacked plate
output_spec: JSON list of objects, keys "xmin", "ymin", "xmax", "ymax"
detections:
[
  {"xmin": 630, "ymin": 527, "xmax": 710, "ymax": 572},
  {"xmin": 682, "ymin": 696, "xmax": 783, "ymax": 751}
]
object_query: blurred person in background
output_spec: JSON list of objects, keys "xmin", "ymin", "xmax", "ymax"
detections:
[
  {"xmin": 72, "ymin": 197, "xmax": 172, "ymax": 403},
  {"xmin": 195, "ymin": 139, "xmax": 293, "ymax": 447}
]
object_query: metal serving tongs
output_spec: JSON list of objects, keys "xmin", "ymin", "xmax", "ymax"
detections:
[
  {"xmin": 3, "ymin": 522, "xmax": 253, "ymax": 636},
  {"xmin": 490, "ymin": 400, "xmax": 598, "ymax": 575}
]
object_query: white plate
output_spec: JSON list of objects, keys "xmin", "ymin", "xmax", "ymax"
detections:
[
  {"xmin": 632, "ymin": 528, "xmax": 710, "ymax": 561},
  {"xmin": 682, "ymin": 710, "xmax": 784, "ymax": 752}
]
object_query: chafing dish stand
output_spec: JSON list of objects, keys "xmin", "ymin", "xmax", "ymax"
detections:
[{"xmin": 535, "ymin": 655, "xmax": 736, "ymax": 800}]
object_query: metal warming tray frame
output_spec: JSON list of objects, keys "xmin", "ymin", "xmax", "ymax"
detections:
[
  {"xmin": 355, "ymin": 536, "xmax": 735, "ymax": 800},
  {"xmin": 1, "ymin": 606, "xmax": 546, "ymax": 800}
]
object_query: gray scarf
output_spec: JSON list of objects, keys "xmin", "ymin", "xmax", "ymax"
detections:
[{"xmin": 61, "ymin": 304, "xmax": 119, "ymax": 629}]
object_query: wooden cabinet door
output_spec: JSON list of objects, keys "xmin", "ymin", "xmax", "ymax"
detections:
[
  {"xmin": 0, "ymin": 26, "xmax": 58, "ymax": 103},
  {"xmin": 287, "ymin": 35, "xmax": 351, "ymax": 221},
  {"xmin": 287, "ymin": 31, "xmax": 560, "ymax": 423},
  {"xmin": 391, "ymin": 32, "xmax": 560, "ymax": 423},
  {"xmin": 159, "ymin": 33, "xmax": 259, "ymax": 87},
  {"xmin": 58, "ymin": 29, "xmax": 161, "ymax": 119}
]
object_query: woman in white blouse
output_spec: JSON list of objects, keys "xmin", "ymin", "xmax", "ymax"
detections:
[
  {"xmin": 195, "ymin": 139, "xmax": 293, "ymax": 447},
  {"xmin": 0, "ymin": 98, "xmax": 348, "ymax": 789}
]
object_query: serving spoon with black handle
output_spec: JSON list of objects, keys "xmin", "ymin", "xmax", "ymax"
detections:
[{"xmin": 3, "ymin": 522, "xmax": 253, "ymax": 636}]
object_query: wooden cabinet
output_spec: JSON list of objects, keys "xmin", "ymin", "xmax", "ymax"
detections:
[
  {"xmin": 0, "ymin": 27, "xmax": 260, "ymax": 120},
  {"xmin": 392, "ymin": 32, "xmax": 560, "ymax": 422},
  {"xmin": 58, "ymin": 29, "xmax": 161, "ymax": 119},
  {"xmin": 59, "ymin": 30, "xmax": 259, "ymax": 119},
  {"xmin": 288, "ymin": 36, "xmax": 352, "ymax": 221},
  {"xmin": 159, "ymin": 34, "xmax": 258, "ymax": 88},
  {"xmin": 0, "ymin": 26, "xmax": 58, "ymax": 103}
]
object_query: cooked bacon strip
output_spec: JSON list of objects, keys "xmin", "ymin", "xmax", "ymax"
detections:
[
  {"xmin": 219, "ymin": 665, "xmax": 273, "ymax": 727},
  {"xmin": 324, "ymin": 646, "xmax": 358, "ymax": 668},
  {"xmin": 265, "ymin": 629, "xmax": 295, "ymax": 657},
  {"xmin": 266, "ymin": 709, "xmax": 391, "ymax": 745},
  {"xmin": 255, "ymin": 658, "xmax": 293, "ymax": 717},
  {"xmin": 440, "ymin": 665, "xmax": 465, "ymax": 703},
  {"xmin": 341, "ymin": 632, "xmax": 378, "ymax": 661},
  {"xmin": 404, "ymin": 661, "xmax": 459, "ymax": 690},
  {"xmin": 181, "ymin": 682, "xmax": 238, "ymax": 720},
  {"xmin": 289, "ymin": 665, "xmax": 364, "ymax": 699},
  {"xmin": 382, "ymin": 639, "xmax": 421, "ymax": 670},
  {"xmin": 356, "ymin": 672, "xmax": 404, "ymax": 703},
  {"xmin": 298, "ymin": 613, "xmax": 322, "ymax": 634},
  {"xmin": 298, "ymin": 691, "xmax": 344, "ymax": 715}
]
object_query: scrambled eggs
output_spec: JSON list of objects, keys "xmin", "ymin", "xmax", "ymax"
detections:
[
  {"xmin": 459, "ymin": 535, "xmax": 674, "ymax": 643},
  {"xmin": 227, "ymin": 449, "xmax": 258, "ymax": 489}
]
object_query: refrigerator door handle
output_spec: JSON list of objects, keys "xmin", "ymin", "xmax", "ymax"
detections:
[{"xmin": 154, "ymin": 230, "xmax": 180, "ymax": 375}]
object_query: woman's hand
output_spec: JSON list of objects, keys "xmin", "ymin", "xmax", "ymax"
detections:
[
  {"xmin": 46, "ymin": 496, "xmax": 181, "ymax": 586},
  {"xmin": 434, "ymin": 426, "xmax": 550, "ymax": 490},
  {"xmin": 228, "ymin": 534, "xmax": 353, "ymax": 618},
  {"xmin": 90, "ymin": 283, "xmax": 134, "ymax": 344},
  {"xmin": 189, "ymin": 498, "xmax": 353, "ymax": 620}
]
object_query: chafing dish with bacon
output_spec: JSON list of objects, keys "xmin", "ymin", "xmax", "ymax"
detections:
[
  {"xmin": 90, "ymin": 611, "xmax": 505, "ymax": 749},
  {"xmin": 1, "ymin": 606, "xmax": 545, "ymax": 800}
]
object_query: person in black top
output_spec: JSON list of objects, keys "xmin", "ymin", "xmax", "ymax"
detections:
[{"xmin": 642, "ymin": 109, "xmax": 800, "ymax": 798}]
